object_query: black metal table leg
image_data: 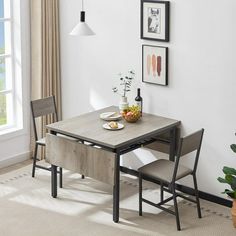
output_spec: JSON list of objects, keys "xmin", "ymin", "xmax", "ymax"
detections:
[
  {"xmin": 59, "ymin": 167, "xmax": 63, "ymax": 188},
  {"xmin": 32, "ymin": 143, "xmax": 38, "ymax": 177},
  {"xmin": 169, "ymin": 127, "xmax": 177, "ymax": 161},
  {"xmin": 51, "ymin": 164, "xmax": 58, "ymax": 198},
  {"xmin": 113, "ymin": 152, "xmax": 120, "ymax": 223},
  {"xmin": 139, "ymin": 173, "xmax": 143, "ymax": 216}
]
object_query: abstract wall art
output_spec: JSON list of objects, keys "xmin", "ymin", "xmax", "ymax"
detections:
[
  {"xmin": 141, "ymin": 0, "xmax": 169, "ymax": 42},
  {"xmin": 142, "ymin": 45, "xmax": 168, "ymax": 86}
]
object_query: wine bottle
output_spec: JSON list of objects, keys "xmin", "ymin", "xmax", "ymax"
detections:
[{"xmin": 135, "ymin": 88, "xmax": 143, "ymax": 116}]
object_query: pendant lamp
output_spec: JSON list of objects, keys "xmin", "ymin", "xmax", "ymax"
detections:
[{"xmin": 70, "ymin": 0, "xmax": 95, "ymax": 36}]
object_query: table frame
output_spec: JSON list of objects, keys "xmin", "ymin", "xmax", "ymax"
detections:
[{"xmin": 49, "ymin": 124, "xmax": 178, "ymax": 223}]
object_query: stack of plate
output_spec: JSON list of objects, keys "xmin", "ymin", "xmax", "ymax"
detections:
[{"xmin": 100, "ymin": 112, "xmax": 122, "ymax": 121}]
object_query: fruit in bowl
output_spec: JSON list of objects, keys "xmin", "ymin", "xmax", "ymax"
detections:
[{"xmin": 122, "ymin": 105, "xmax": 141, "ymax": 123}]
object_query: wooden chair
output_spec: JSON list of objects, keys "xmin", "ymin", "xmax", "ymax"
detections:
[
  {"xmin": 138, "ymin": 129, "xmax": 204, "ymax": 231},
  {"xmin": 31, "ymin": 96, "xmax": 63, "ymax": 187}
]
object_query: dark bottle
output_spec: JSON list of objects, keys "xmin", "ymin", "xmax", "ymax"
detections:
[{"xmin": 135, "ymin": 88, "xmax": 143, "ymax": 116}]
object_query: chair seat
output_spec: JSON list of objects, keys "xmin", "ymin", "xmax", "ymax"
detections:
[
  {"xmin": 138, "ymin": 159, "xmax": 192, "ymax": 183},
  {"xmin": 36, "ymin": 138, "xmax": 46, "ymax": 146}
]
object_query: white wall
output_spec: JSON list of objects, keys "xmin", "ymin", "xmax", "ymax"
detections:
[
  {"xmin": 0, "ymin": 0, "xmax": 30, "ymax": 167},
  {"xmin": 59, "ymin": 0, "xmax": 236, "ymax": 198}
]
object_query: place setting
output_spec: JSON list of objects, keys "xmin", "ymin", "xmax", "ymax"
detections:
[{"xmin": 100, "ymin": 105, "xmax": 142, "ymax": 131}]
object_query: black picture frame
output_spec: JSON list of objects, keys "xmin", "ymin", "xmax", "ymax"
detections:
[
  {"xmin": 141, "ymin": 0, "xmax": 170, "ymax": 42},
  {"xmin": 142, "ymin": 45, "xmax": 168, "ymax": 86}
]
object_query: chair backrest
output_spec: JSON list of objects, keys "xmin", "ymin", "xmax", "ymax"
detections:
[
  {"xmin": 172, "ymin": 129, "xmax": 204, "ymax": 182},
  {"xmin": 179, "ymin": 130, "xmax": 204, "ymax": 157},
  {"xmin": 31, "ymin": 96, "xmax": 57, "ymax": 118},
  {"xmin": 31, "ymin": 96, "xmax": 58, "ymax": 140}
]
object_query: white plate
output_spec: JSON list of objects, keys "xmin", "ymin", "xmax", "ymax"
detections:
[
  {"xmin": 103, "ymin": 123, "xmax": 124, "ymax": 131},
  {"xmin": 100, "ymin": 112, "xmax": 122, "ymax": 121}
]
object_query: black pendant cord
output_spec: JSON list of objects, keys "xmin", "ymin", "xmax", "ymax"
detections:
[{"xmin": 80, "ymin": 0, "xmax": 85, "ymax": 22}]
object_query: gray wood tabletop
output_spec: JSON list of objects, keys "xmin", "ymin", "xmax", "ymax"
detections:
[{"xmin": 46, "ymin": 106, "xmax": 180, "ymax": 149}]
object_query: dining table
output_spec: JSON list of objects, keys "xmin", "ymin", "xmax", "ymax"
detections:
[{"xmin": 45, "ymin": 106, "xmax": 180, "ymax": 223}]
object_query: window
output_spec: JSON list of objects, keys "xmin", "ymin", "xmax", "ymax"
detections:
[{"xmin": 0, "ymin": 0, "xmax": 14, "ymax": 130}]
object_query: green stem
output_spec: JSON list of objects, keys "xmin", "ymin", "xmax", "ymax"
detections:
[{"xmin": 123, "ymin": 80, "xmax": 127, "ymax": 97}]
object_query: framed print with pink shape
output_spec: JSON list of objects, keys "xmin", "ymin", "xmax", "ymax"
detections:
[{"xmin": 142, "ymin": 45, "xmax": 168, "ymax": 86}]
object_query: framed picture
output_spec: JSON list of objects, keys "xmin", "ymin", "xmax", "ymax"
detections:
[
  {"xmin": 142, "ymin": 45, "xmax": 168, "ymax": 86},
  {"xmin": 141, "ymin": 0, "xmax": 169, "ymax": 42}
]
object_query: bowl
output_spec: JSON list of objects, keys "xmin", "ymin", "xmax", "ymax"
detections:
[{"xmin": 123, "ymin": 111, "xmax": 141, "ymax": 123}]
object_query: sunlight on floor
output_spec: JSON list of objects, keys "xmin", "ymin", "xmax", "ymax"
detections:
[
  {"xmin": 0, "ymin": 185, "xmax": 17, "ymax": 197},
  {"xmin": 10, "ymin": 192, "xmax": 93, "ymax": 216},
  {"xmin": 0, "ymin": 163, "xmax": 234, "ymax": 236}
]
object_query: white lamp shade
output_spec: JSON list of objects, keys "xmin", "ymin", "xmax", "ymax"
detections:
[{"xmin": 70, "ymin": 22, "xmax": 95, "ymax": 36}]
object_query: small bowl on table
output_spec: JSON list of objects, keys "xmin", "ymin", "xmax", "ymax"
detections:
[{"xmin": 123, "ymin": 110, "xmax": 141, "ymax": 123}]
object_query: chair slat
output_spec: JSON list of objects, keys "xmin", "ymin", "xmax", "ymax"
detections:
[
  {"xmin": 180, "ymin": 129, "xmax": 204, "ymax": 157},
  {"xmin": 31, "ymin": 96, "xmax": 56, "ymax": 118}
]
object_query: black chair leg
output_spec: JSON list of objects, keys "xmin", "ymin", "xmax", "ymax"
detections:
[
  {"xmin": 193, "ymin": 174, "xmax": 202, "ymax": 218},
  {"xmin": 59, "ymin": 168, "xmax": 63, "ymax": 188},
  {"xmin": 160, "ymin": 182, "xmax": 164, "ymax": 202},
  {"xmin": 172, "ymin": 186, "xmax": 181, "ymax": 231},
  {"xmin": 81, "ymin": 142, "xmax": 85, "ymax": 180},
  {"xmin": 32, "ymin": 144, "xmax": 38, "ymax": 178},
  {"xmin": 139, "ymin": 173, "xmax": 143, "ymax": 216}
]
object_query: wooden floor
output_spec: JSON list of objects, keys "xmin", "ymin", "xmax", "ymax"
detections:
[{"xmin": 0, "ymin": 159, "xmax": 32, "ymax": 175}]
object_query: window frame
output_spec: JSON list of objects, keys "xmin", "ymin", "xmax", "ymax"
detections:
[{"xmin": 0, "ymin": 0, "xmax": 16, "ymax": 131}]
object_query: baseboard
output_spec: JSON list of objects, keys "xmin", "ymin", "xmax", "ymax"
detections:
[
  {"xmin": 120, "ymin": 166, "xmax": 232, "ymax": 208},
  {"xmin": 176, "ymin": 183, "xmax": 232, "ymax": 208},
  {"xmin": 0, "ymin": 151, "xmax": 31, "ymax": 169}
]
